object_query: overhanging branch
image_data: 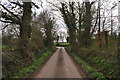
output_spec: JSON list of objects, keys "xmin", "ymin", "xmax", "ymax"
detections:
[
  {"xmin": 31, "ymin": 2, "xmax": 39, "ymax": 9},
  {"xmin": 0, "ymin": 4, "xmax": 20, "ymax": 20},
  {"xmin": 1, "ymin": 12, "xmax": 21, "ymax": 25},
  {"xmin": 10, "ymin": 2, "xmax": 23, "ymax": 7},
  {"xmin": 0, "ymin": 19, "xmax": 13, "ymax": 23}
]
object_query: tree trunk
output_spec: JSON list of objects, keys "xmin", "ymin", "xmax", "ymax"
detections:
[
  {"xmin": 60, "ymin": 2, "xmax": 77, "ymax": 51},
  {"xmin": 44, "ymin": 19, "xmax": 53, "ymax": 49},
  {"xmin": 19, "ymin": 2, "xmax": 32, "ymax": 59},
  {"xmin": 69, "ymin": 2, "xmax": 78, "ymax": 51},
  {"xmin": 117, "ymin": 33, "xmax": 120, "ymax": 75},
  {"xmin": 104, "ymin": 31, "xmax": 108, "ymax": 47},
  {"xmin": 84, "ymin": 1, "xmax": 92, "ymax": 48},
  {"xmin": 98, "ymin": 0, "xmax": 101, "ymax": 48},
  {"xmin": 78, "ymin": 3, "xmax": 82, "ymax": 48}
]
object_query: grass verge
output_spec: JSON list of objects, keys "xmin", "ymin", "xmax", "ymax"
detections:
[
  {"xmin": 12, "ymin": 50, "xmax": 52, "ymax": 78},
  {"xmin": 70, "ymin": 52, "xmax": 106, "ymax": 80}
]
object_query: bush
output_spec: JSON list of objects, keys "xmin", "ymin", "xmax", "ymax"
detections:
[
  {"xmin": 71, "ymin": 53, "xmax": 106, "ymax": 80},
  {"xmin": 76, "ymin": 47, "xmax": 118, "ymax": 78},
  {"xmin": 12, "ymin": 51, "xmax": 52, "ymax": 78},
  {"xmin": 55, "ymin": 42, "xmax": 70, "ymax": 47}
]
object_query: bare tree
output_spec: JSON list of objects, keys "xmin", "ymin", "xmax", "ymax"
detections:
[{"xmin": 1, "ymin": 1, "xmax": 39, "ymax": 59}]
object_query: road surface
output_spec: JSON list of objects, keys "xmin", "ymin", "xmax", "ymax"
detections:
[{"xmin": 32, "ymin": 47, "xmax": 87, "ymax": 78}]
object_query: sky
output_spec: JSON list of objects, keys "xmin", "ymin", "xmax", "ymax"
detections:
[
  {"xmin": 35, "ymin": 0, "xmax": 119, "ymax": 34},
  {"xmin": 118, "ymin": 1, "xmax": 120, "ymax": 32},
  {"xmin": 0, "ymin": 0, "xmax": 120, "ymax": 38}
]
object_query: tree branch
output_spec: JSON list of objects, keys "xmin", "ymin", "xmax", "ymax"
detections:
[
  {"xmin": 0, "ymin": 4, "xmax": 20, "ymax": 19},
  {"xmin": 31, "ymin": 2, "xmax": 39, "ymax": 9},
  {"xmin": 1, "ymin": 12, "xmax": 21, "ymax": 25},
  {"xmin": 91, "ymin": 1, "xmax": 96, "ymax": 6},
  {"xmin": 91, "ymin": 8, "xmax": 99, "ymax": 35},
  {"xmin": 2, "ymin": 25, "xmax": 9, "ymax": 30},
  {"xmin": 0, "ymin": 19, "xmax": 13, "ymax": 23},
  {"xmin": 10, "ymin": 2, "xmax": 23, "ymax": 7}
]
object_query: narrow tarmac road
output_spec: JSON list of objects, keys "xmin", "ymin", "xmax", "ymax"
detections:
[{"xmin": 32, "ymin": 47, "xmax": 87, "ymax": 78}]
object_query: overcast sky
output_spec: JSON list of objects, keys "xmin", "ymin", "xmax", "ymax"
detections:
[
  {"xmin": 0, "ymin": 0, "xmax": 120, "ymax": 36},
  {"xmin": 35, "ymin": 0, "xmax": 119, "ymax": 33}
]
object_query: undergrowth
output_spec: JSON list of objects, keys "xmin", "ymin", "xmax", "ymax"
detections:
[
  {"xmin": 12, "ymin": 51, "xmax": 52, "ymax": 78},
  {"xmin": 78, "ymin": 47, "xmax": 118, "ymax": 78},
  {"xmin": 70, "ymin": 52, "xmax": 106, "ymax": 80}
]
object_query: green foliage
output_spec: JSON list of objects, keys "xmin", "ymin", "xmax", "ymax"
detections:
[
  {"xmin": 78, "ymin": 47, "xmax": 118, "ymax": 78},
  {"xmin": 89, "ymin": 57, "xmax": 116, "ymax": 76},
  {"xmin": 71, "ymin": 53, "xmax": 106, "ymax": 80},
  {"xmin": 2, "ymin": 45, "xmax": 17, "ymax": 52},
  {"xmin": 2, "ymin": 45, "xmax": 9, "ymax": 49},
  {"xmin": 66, "ymin": 37, "xmax": 119, "ymax": 78},
  {"xmin": 12, "ymin": 51, "xmax": 52, "ymax": 78},
  {"xmin": 55, "ymin": 42, "xmax": 70, "ymax": 46},
  {"xmin": 107, "ymin": 38, "xmax": 117, "ymax": 52}
]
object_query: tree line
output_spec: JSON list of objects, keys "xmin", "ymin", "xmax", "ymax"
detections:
[
  {"xmin": 59, "ymin": 0, "xmax": 120, "ymax": 78},
  {"xmin": 1, "ymin": 0, "xmax": 120, "ymax": 78},
  {"xmin": 1, "ymin": 1, "xmax": 56, "ymax": 77}
]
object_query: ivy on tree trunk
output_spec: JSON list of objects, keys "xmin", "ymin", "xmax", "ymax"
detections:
[{"xmin": 19, "ymin": 2, "xmax": 32, "ymax": 59}]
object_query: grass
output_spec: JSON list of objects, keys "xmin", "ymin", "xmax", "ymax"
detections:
[
  {"xmin": 66, "ymin": 38, "xmax": 119, "ymax": 78},
  {"xmin": 78, "ymin": 47, "xmax": 118, "ymax": 78},
  {"xmin": 88, "ymin": 56, "xmax": 117, "ymax": 77},
  {"xmin": 12, "ymin": 51, "xmax": 52, "ymax": 78},
  {"xmin": 70, "ymin": 52, "xmax": 106, "ymax": 80}
]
